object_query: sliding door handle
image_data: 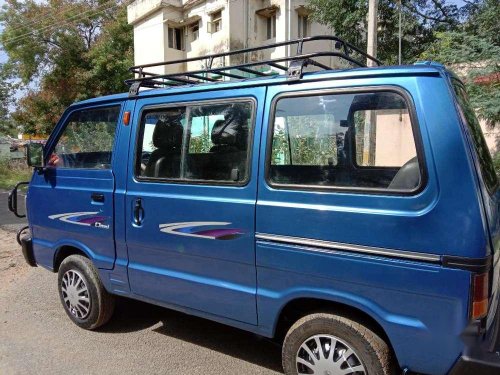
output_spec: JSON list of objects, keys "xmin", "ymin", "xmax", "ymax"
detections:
[
  {"xmin": 133, "ymin": 198, "xmax": 144, "ymax": 226},
  {"xmin": 91, "ymin": 193, "xmax": 105, "ymax": 203}
]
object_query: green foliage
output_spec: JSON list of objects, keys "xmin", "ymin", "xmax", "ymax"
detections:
[
  {"xmin": 493, "ymin": 152, "xmax": 500, "ymax": 176},
  {"xmin": 272, "ymin": 115, "xmax": 337, "ymax": 166},
  {"xmin": 0, "ymin": 157, "xmax": 32, "ymax": 190},
  {"xmin": 307, "ymin": 0, "xmax": 499, "ymax": 129},
  {"xmin": 0, "ymin": 64, "xmax": 18, "ymax": 136},
  {"xmin": 0, "ymin": 0, "xmax": 133, "ymax": 136},
  {"xmin": 417, "ymin": 0, "xmax": 500, "ymax": 127},
  {"xmin": 59, "ymin": 121, "xmax": 116, "ymax": 154},
  {"xmin": 307, "ymin": 0, "xmax": 459, "ymax": 64},
  {"xmin": 189, "ymin": 132, "xmax": 211, "ymax": 154}
]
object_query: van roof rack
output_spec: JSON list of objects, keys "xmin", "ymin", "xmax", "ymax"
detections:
[{"xmin": 125, "ymin": 35, "xmax": 382, "ymax": 96}]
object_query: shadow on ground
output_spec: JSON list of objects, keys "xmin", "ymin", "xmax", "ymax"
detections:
[{"xmin": 100, "ymin": 297, "xmax": 283, "ymax": 373}]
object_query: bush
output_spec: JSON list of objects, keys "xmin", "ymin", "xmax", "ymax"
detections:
[
  {"xmin": 0, "ymin": 157, "xmax": 32, "ymax": 190},
  {"xmin": 493, "ymin": 152, "xmax": 500, "ymax": 177}
]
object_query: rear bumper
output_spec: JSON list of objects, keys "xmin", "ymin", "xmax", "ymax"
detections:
[
  {"xmin": 448, "ymin": 322, "xmax": 500, "ymax": 374},
  {"xmin": 449, "ymin": 349, "xmax": 500, "ymax": 375}
]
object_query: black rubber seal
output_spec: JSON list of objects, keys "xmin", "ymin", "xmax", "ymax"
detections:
[{"xmin": 441, "ymin": 255, "xmax": 491, "ymax": 273}]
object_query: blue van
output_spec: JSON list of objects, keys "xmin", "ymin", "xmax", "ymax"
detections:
[{"xmin": 8, "ymin": 36, "xmax": 500, "ymax": 374}]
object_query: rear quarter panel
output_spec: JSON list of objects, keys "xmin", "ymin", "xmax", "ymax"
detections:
[{"xmin": 256, "ymin": 73, "xmax": 486, "ymax": 374}]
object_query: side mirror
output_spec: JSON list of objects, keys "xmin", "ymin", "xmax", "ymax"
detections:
[{"xmin": 26, "ymin": 143, "xmax": 45, "ymax": 168}]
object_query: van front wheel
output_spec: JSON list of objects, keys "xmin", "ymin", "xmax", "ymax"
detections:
[
  {"xmin": 57, "ymin": 255, "xmax": 115, "ymax": 330},
  {"xmin": 282, "ymin": 313, "xmax": 395, "ymax": 375}
]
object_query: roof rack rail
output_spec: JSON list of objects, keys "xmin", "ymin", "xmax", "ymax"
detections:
[{"xmin": 125, "ymin": 35, "xmax": 382, "ymax": 96}]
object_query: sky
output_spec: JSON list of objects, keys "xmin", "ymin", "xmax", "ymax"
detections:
[
  {"xmin": 0, "ymin": 0, "xmax": 6, "ymax": 64},
  {"xmin": 0, "ymin": 0, "xmax": 468, "ymax": 65}
]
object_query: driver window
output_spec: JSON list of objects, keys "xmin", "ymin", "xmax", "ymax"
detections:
[{"xmin": 50, "ymin": 106, "xmax": 120, "ymax": 169}]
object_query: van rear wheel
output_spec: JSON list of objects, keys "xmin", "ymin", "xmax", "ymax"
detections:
[
  {"xmin": 282, "ymin": 313, "xmax": 395, "ymax": 375},
  {"xmin": 57, "ymin": 255, "xmax": 115, "ymax": 330}
]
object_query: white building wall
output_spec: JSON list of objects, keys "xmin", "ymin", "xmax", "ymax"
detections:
[{"xmin": 128, "ymin": 0, "xmax": 336, "ymax": 77}]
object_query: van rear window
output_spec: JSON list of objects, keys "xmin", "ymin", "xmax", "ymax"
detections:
[
  {"xmin": 268, "ymin": 90, "xmax": 423, "ymax": 192},
  {"xmin": 452, "ymin": 82, "xmax": 498, "ymax": 193}
]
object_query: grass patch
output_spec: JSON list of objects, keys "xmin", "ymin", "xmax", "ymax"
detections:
[{"xmin": 0, "ymin": 158, "xmax": 32, "ymax": 190}]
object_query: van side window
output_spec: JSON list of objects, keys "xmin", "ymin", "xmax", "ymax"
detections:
[
  {"xmin": 452, "ymin": 82, "xmax": 498, "ymax": 193},
  {"xmin": 137, "ymin": 101, "xmax": 253, "ymax": 184},
  {"xmin": 50, "ymin": 106, "xmax": 120, "ymax": 169},
  {"xmin": 269, "ymin": 91, "xmax": 422, "ymax": 191}
]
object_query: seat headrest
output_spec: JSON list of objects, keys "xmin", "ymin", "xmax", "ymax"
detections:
[
  {"xmin": 211, "ymin": 119, "xmax": 246, "ymax": 149},
  {"xmin": 152, "ymin": 119, "xmax": 183, "ymax": 151}
]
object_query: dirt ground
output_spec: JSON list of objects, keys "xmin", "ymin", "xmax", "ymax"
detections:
[
  {"xmin": 0, "ymin": 226, "xmax": 282, "ymax": 375},
  {"xmin": 0, "ymin": 227, "xmax": 29, "ymax": 287}
]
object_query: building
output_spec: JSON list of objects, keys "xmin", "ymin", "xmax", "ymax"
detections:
[{"xmin": 127, "ymin": 0, "xmax": 335, "ymax": 75}]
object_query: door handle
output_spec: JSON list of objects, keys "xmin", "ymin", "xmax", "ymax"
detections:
[
  {"xmin": 133, "ymin": 198, "xmax": 144, "ymax": 226},
  {"xmin": 91, "ymin": 193, "xmax": 105, "ymax": 203}
]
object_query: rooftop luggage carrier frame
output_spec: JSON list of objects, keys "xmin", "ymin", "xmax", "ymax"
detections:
[{"xmin": 125, "ymin": 35, "xmax": 383, "ymax": 96}]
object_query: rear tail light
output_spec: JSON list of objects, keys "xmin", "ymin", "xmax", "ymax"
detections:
[{"xmin": 471, "ymin": 272, "xmax": 489, "ymax": 320}]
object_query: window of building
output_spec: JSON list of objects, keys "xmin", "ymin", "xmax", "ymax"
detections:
[
  {"xmin": 269, "ymin": 91, "xmax": 422, "ymax": 192},
  {"xmin": 49, "ymin": 106, "xmax": 120, "ymax": 169},
  {"xmin": 298, "ymin": 14, "xmax": 309, "ymax": 38},
  {"xmin": 189, "ymin": 21, "xmax": 200, "ymax": 42},
  {"xmin": 208, "ymin": 10, "xmax": 222, "ymax": 34},
  {"xmin": 266, "ymin": 14, "xmax": 277, "ymax": 40},
  {"xmin": 168, "ymin": 27, "xmax": 183, "ymax": 50},
  {"xmin": 137, "ymin": 101, "xmax": 254, "ymax": 184}
]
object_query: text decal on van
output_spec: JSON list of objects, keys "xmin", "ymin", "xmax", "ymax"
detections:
[
  {"xmin": 48, "ymin": 212, "xmax": 110, "ymax": 229},
  {"xmin": 159, "ymin": 222, "xmax": 245, "ymax": 240}
]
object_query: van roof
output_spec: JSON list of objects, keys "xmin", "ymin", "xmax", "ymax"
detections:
[{"xmin": 73, "ymin": 63, "xmax": 447, "ymax": 108}]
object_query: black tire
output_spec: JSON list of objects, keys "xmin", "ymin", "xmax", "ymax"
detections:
[
  {"xmin": 57, "ymin": 255, "xmax": 115, "ymax": 330},
  {"xmin": 282, "ymin": 313, "xmax": 396, "ymax": 375}
]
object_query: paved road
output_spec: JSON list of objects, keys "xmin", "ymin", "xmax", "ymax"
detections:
[
  {"xmin": 0, "ymin": 228, "xmax": 283, "ymax": 375},
  {"xmin": 0, "ymin": 190, "xmax": 27, "ymax": 226}
]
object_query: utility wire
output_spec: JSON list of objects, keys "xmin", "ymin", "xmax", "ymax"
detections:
[
  {"xmin": 2, "ymin": 0, "xmax": 128, "ymax": 46},
  {"xmin": 4, "ymin": 2, "xmax": 86, "ymax": 34},
  {"xmin": 1, "ymin": 0, "xmax": 117, "ymax": 45}
]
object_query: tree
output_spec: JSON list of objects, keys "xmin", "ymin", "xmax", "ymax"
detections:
[
  {"xmin": 306, "ymin": 0, "xmax": 460, "ymax": 64},
  {"xmin": 0, "ymin": 0, "xmax": 133, "ymax": 135},
  {"xmin": 420, "ymin": 0, "xmax": 499, "ymax": 127},
  {"xmin": 0, "ymin": 64, "xmax": 18, "ymax": 136}
]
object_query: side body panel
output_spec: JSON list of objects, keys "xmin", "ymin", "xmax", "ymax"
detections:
[
  {"xmin": 29, "ymin": 101, "xmax": 125, "ymax": 271},
  {"xmin": 124, "ymin": 88, "xmax": 266, "ymax": 325},
  {"xmin": 255, "ymin": 75, "xmax": 486, "ymax": 374}
]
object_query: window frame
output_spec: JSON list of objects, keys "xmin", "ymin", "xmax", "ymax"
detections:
[
  {"xmin": 265, "ymin": 13, "xmax": 277, "ymax": 40},
  {"xmin": 189, "ymin": 21, "xmax": 200, "ymax": 42},
  {"xmin": 208, "ymin": 10, "xmax": 223, "ymax": 34},
  {"xmin": 168, "ymin": 26, "xmax": 184, "ymax": 50},
  {"xmin": 265, "ymin": 86, "xmax": 428, "ymax": 195},
  {"xmin": 298, "ymin": 14, "xmax": 309, "ymax": 38},
  {"xmin": 134, "ymin": 97, "xmax": 257, "ymax": 187},
  {"xmin": 46, "ymin": 104, "xmax": 122, "ymax": 170}
]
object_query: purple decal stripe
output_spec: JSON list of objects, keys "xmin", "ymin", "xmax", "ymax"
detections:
[
  {"xmin": 193, "ymin": 228, "xmax": 244, "ymax": 239},
  {"xmin": 159, "ymin": 222, "xmax": 246, "ymax": 240},
  {"xmin": 78, "ymin": 216, "xmax": 107, "ymax": 225}
]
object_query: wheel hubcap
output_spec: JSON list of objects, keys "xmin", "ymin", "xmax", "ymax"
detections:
[
  {"xmin": 61, "ymin": 270, "xmax": 91, "ymax": 319},
  {"xmin": 296, "ymin": 334, "xmax": 366, "ymax": 375}
]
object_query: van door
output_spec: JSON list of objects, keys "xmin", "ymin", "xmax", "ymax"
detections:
[
  {"xmin": 125, "ymin": 88, "xmax": 264, "ymax": 325},
  {"xmin": 29, "ymin": 104, "xmax": 122, "ymax": 270}
]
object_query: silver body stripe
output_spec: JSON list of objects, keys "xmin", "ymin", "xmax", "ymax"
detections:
[{"xmin": 255, "ymin": 233, "xmax": 441, "ymax": 263}]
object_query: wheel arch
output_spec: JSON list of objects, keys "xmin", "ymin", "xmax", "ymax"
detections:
[
  {"xmin": 53, "ymin": 245, "xmax": 89, "ymax": 272},
  {"xmin": 51, "ymin": 239, "xmax": 114, "ymax": 272},
  {"xmin": 272, "ymin": 297, "xmax": 400, "ymax": 368}
]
